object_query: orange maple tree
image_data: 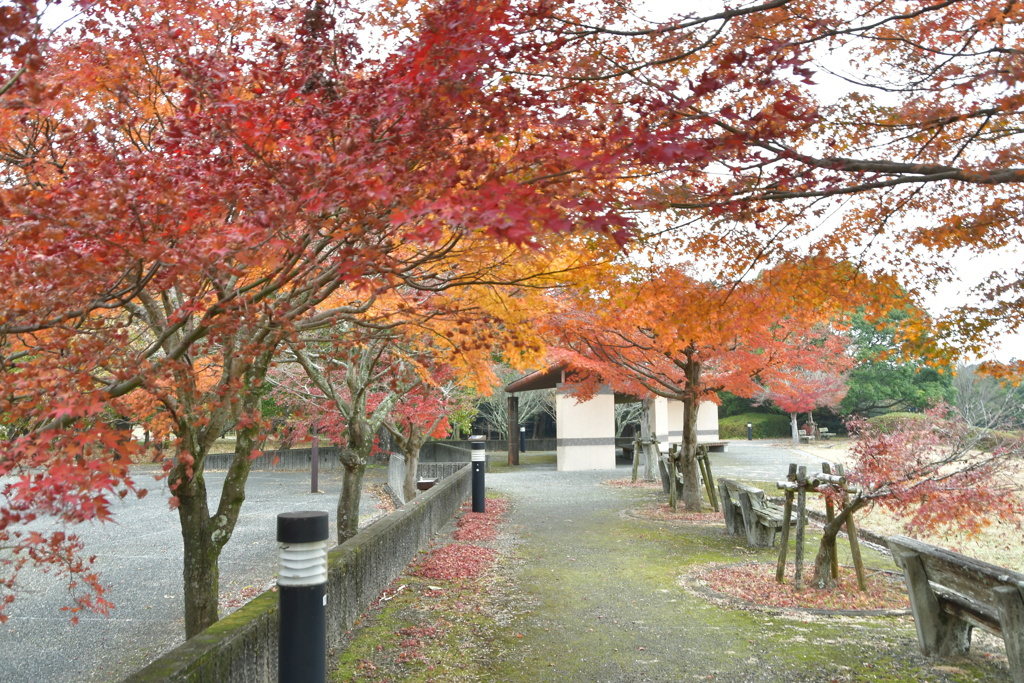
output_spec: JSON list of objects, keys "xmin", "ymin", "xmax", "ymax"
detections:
[{"xmin": 548, "ymin": 258, "xmax": 888, "ymax": 511}]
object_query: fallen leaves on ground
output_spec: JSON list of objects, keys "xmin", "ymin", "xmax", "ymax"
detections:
[
  {"xmin": 452, "ymin": 498, "xmax": 510, "ymax": 541},
  {"xmin": 336, "ymin": 495, "xmax": 513, "ymax": 681},
  {"xmin": 368, "ymin": 484, "xmax": 397, "ymax": 514},
  {"xmin": 411, "ymin": 498, "xmax": 509, "ymax": 580},
  {"xmin": 633, "ymin": 502, "xmax": 724, "ymax": 523},
  {"xmin": 699, "ymin": 562, "xmax": 910, "ymax": 612},
  {"xmin": 411, "ymin": 543, "xmax": 498, "ymax": 581},
  {"xmin": 603, "ymin": 478, "xmax": 662, "ymax": 489}
]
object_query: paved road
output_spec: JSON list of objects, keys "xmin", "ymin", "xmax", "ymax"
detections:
[
  {"xmin": 0, "ymin": 467, "xmax": 386, "ymax": 683},
  {"xmin": 707, "ymin": 439, "xmax": 830, "ymax": 481}
]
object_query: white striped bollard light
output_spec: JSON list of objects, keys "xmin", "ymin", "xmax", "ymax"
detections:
[
  {"xmin": 277, "ymin": 511, "xmax": 329, "ymax": 683},
  {"xmin": 469, "ymin": 434, "xmax": 486, "ymax": 513}
]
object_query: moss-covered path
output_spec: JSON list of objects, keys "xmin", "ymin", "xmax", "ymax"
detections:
[{"xmin": 331, "ymin": 456, "xmax": 1011, "ymax": 682}]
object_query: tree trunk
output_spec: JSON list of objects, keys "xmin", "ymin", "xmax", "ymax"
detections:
[
  {"xmin": 680, "ymin": 392, "xmax": 702, "ymax": 511},
  {"xmin": 402, "ymin": 441, "xmax": 421, "ymax": 503},
  {"xmin": 790, "ymin": 412, "xmax": 800, "ymax": 444},
  {"xmin": 176, "ymin": 469, "xmax": 221, "ymax": 639},
  {"xmin": 338, "ymin": 458, "xmax": 365, "ymax": 543},
  {"xmin": 679, "ymin": 355, "xmax": 703, "ymax": 512},
  {"xmin": 811, "ymin": 499, "xmax": 866, "ymax": 588},
  {"xmin": 175, "ymin": 349, "xmax": 272, "ymax": 639}
]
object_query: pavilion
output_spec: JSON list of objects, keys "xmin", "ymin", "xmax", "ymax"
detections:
[{"xmin": 503, "ymin": 363, "xmax": 720, "ymax": 471}]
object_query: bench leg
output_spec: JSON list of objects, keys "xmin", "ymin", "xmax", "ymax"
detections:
[
  {"xmin": 995, "ymin": 586, "xmax": 1024, "ymax": 683},
  {"xmin": 718, "ymin": 481, "xmax": 739, "ymax": 536},
  {"xmin": 891, "ymin": 547, "xmax": 972, "ymax": 657}
]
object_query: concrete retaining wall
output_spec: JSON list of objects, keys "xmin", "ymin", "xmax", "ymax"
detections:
[
  {"xmin": 123, "ymin": 465, "xmax": 471, "ymax": 683},
  {"xmin": 386, "ymin": 457, "xmax": 472, "ymax": 506},
  {"xmin": 417, "ymin": 462, "xmax": 468, "ymax": 481},
  {"xmin": 387, "ymin": 453, "xmax": 406, "ymax": 503}
]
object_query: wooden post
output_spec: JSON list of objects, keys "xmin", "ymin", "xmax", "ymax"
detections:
[
  {"xmin": 889, "ymin": 541, "xmax": 971, "ymax": 657},
  {"xmin": 631, "ymin": 436, "xmax": 640, "ymax": 482},
  {"xmin": 507, "ymin": 394, "xmax": 520, "ymax": 466},
  {"xmin": 994, "ymin": 586, "xmax": 1024, "ymax": 683},
  {"xmin": 667, "ymin": 450, "xmax": 679, "ymax": 512},
  {"xmin": 822, "ymin": 463, "xmax": 839, "ymax": 581},
  {"xmin": 794, "ymin": 465, "xmax": 807, "ymax": 590},
  {"xmin": 836, "ymin": 464, "xmax": 867, "ymax": 591},
  {"xmin": 776, "ymin": 464, "xmax": 797, "ymax": 583},
  {"xmin": 698, "ymin": 448, "xmax": 718, "ymax": 511},
  {"xmin": 719, "ymin": 480, "xmax": 737, "ymax": 535}
]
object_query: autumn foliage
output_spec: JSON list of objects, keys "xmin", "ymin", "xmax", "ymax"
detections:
[
  {"xmin": 4, "ymin": 0, "xmax": 1024, "ymax": 632},
  {"xmin": 843, "ymin": 407, "xmax": 1024, "ymax": 537}
]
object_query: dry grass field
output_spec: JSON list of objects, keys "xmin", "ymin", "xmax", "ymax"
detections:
[{"xmin": 795, "ymin": 439, "xmax": 1024, "ymax": 572}]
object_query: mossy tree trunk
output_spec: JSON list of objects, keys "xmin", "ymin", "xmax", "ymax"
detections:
[
  {"xmin": 338, "ymin": 452, "xmax": 365, "ymax": 542},
  {"xmin": 172, "ymin": 347, "xmax": 274, "ymax": 639}
]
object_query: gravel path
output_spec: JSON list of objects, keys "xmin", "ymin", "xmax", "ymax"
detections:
[{"xmin": 0, "ymin": 467, "xmax": 387, "ymax": 683}]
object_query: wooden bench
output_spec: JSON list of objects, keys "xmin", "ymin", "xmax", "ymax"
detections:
[
  {"xmin": 658, "ymin": 455, "xmax": 685, "ymax": 498},
  {"xmin": 717, "ymin": 478, "xmax": 791, "ymax": 548},
  {"xmin": 889, "ymin": 535, "xmax": 1024, "ymax": 682}
]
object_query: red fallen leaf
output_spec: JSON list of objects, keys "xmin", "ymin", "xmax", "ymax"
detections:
[{"xmin": 412, "ymin": 543, "xmax": 497, "ymax": 582}]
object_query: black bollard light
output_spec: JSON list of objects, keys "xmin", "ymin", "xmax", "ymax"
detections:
[
  {"xmin": 519, "ymin": 425, "xmax": 527, "ymax": 454},
  {"xmin": 277, "ymin": 511, "xmax": 329, "ymax": 683},
  {"xmin": 747, "ymin": 422, "xmax": 753, "ymax": 441},
  {"xmin": 469, "ymin": 434, "xmax": 486, "ymax": 513}
]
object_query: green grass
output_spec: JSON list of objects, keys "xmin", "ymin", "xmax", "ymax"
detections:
[{"xmin": 719, "ymin": 412, "xmax": 793, "ymax": 439}]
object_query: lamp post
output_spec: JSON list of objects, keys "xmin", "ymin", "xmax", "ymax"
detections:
[
  {"xmin": 277, "ymin": 511, "xmax": 329, "ymax": 683},
  {"xmin": 469, "ymin": 435, "xmax": 486, "ymax": 513}
]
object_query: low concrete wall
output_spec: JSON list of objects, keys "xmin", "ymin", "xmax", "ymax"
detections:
[
  {"xmin": 124, "ymin": 465, "xmax": 472, "ymax": 683},
  {"xmin": 418, "ymin": 441, "xmax": 472, "ymax": 463},
  {"xmin": 417, "ymin": 462, "xmax": 468, "ymax": 481},
  {"xmin": 386, "ymin": 457, "xmax": 472, "ymax": 506},
  {"xmin": 387, "ymin": 453, "xmax": 406, "ymax": 503}
]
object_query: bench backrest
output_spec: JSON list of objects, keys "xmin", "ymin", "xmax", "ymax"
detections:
[
  {"xmin": 720, "ymin": 478, "xmax": 772, "ymax": 512},
  {"xmin": 889, "ymin": 534, "xmax": 1024, "ymax": 630},
  {"xmin": 721, "ymin": 478, "xmax": 764, "ymax": 498}
]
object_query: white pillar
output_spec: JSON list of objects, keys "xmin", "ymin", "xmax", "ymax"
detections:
[
  {"xmin": 555, "ymin": 385, "xmax": 616, "ymax": 471},
  {"xmin": 653, "ymin": 396, "xmax": 670, "ymax": 450},
  {"xmin": 696, "ymin": 401, "xmax": 720, "ymax": 442},
  {"xmin": 666, "ymin": 400, "xmax": 684, "ymax": 445}
]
